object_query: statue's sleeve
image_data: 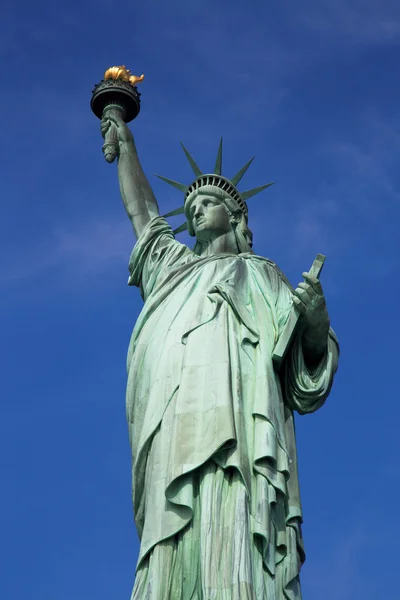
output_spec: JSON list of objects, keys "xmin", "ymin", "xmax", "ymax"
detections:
[
  {"xmin": 127, "ymin": 216, "xmax": 192, "ymax": 300},
  {"xmin": 283, "ymin": 327, "xmax": 339, "ymax": 415}
]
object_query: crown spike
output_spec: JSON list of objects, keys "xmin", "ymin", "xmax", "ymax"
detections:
[
  {"xmin": 173, "ymin": 222, "xmax": 188, "ymax": 234},
  {"xmin": 154, "ymin": 174, "xmax": 188, "ymax": 193},
  {"xmin": 214, "ymin": 138, "xmax": 223, "ymax": 176},
  {"xmin": 231, "ymin": 157, "xmax": 255, "ymax": 186},
  {"xmin": 163, "ymin": 206, "xmax": 185, "ymax": 218},
  {"xmin": 241, "ymin": 182, "xmax": 275, "ymax": 201},
  {"xmin": 180, "ymin": 143, "xmax": 203, "ymax": 177}
]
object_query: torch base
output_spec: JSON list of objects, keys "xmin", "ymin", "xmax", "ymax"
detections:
[{"xmin": 90, "ymin": 79, "xmax": 141, "ymax": 123}]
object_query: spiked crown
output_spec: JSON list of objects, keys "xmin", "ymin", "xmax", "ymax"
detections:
[{"xmin": 155, "ymin": 139, "xmax": 274, "ymax": 235}]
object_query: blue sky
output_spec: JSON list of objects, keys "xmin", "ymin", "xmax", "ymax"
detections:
[{"xmin": 1, "ymin": 1, "xmax": 399, "ymax": 598}]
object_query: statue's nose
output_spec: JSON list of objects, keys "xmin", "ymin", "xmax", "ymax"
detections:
[{"xmin": 194, "ymin": 207, "xmax": 204, "ymax": 218}]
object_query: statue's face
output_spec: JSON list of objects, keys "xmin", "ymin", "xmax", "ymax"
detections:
[{"xmin": 189, "ymin": 194, "xmax": 232, "ymax": 242}]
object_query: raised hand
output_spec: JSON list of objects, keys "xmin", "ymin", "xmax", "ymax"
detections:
[{"xmin": 101, "ymin": 110, "xmax": 134, "ymax": 150}]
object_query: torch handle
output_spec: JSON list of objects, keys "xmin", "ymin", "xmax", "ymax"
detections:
[{"xmin": 101, "ymin": 106, "xmax": 125, "ymax": 164}]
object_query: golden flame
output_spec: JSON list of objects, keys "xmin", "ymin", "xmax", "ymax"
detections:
[{"xmin": 104, "ymin": 65, "xmax": 144, "ymax": 86}]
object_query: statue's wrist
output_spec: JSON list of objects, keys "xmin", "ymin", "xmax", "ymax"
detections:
[
  {"xmin": 119, "ymin": 139, "xmax": 136, "ymax": 155},
  {"xmin": 301, "ymin": 323, "xmax": 329, "ymax": 352},
  {"xmin": 301, "ymin": 326, "xmax": 328, "ymax": 369}
]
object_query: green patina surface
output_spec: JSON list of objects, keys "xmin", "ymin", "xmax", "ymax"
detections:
[{"xmin": 99, "ymin": 110, "xmax": 339, "ymax": 600}]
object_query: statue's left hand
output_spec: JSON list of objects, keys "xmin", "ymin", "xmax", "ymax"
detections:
[{"xmin": 293, "ymin": 272, "xmax": 330, "ymax": 348}]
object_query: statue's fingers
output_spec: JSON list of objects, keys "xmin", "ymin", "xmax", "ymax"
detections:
[
  {"xmin": 292, "ymin": 296, "xmax": 307, "ymax": 314},
  {"xmin": 103, "ymin": 112, "xmax": 123, "ymax": 127},
  {"xmin": 297, "ymin": 281, "xmax": 314, "ymax": 301},
  {"xmin": 294, "ymin": 287, "xmax": 312, "ymax": 306},
  {"xmin": 302, "ymin": 272, "xmax": 323, "ymax": 295},
  {"xmin": 302, "ymin": 272, "xmax": 319, "ymax": 286},
  {"xmin": 100, "ymin": 120, "xmax": 111, "ymax": 136}
]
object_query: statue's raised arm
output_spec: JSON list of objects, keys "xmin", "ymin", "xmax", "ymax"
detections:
[{"xmin": 101, "ymin": 113, "xmax": 159, "ymax": 238}]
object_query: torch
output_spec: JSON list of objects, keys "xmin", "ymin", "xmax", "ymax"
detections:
[{"xmin": 90, "ymin": 65, "xmax": 144, "ymax": 163}]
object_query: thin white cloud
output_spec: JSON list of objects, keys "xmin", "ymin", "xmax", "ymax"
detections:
[
  {"xmin": 0, "ymin": 216, "xmax": 133, "ymax": 285},
  {"xmin": 286, "ymin": 112, "xmax": 400, "ymax": 281},
  {"xmin": 293, "ymin": 0, "xmax": 400, "ymax": 45},
  {"xmin": 303, "ymin": 518, "xmax": 396, "ymax": 599},
  {"xmin": 250, "ymin": 111, "xmax": 400, "ymax": 279},
  {"xmin": 2, "ymin": 1, "xmax": 399, "ymax": 290},
  {"xmin": 323, "ymin": 113, "xmax": 400, "ymax": 212},
  {"xmin": 303, "ymin": 523, "xmax": 366, "ymax": 599}
]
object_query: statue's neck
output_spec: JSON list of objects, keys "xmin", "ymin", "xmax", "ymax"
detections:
[{"xmin": 198, "ymin": 230, "xmax": 239, "ymax": 257}]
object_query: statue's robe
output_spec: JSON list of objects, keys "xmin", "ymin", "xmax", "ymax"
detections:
[{"xmin": 126, "ymin": 217, "xmax": 339, "ymax": 600}]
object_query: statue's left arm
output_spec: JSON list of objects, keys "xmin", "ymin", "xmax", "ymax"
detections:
[
  {"xmin": 283, "ymin": 270, "xmax": 339, "ymax": 414},
  {"xmin": 292, "ymin": 270, "xmax": 331, "ymax": 367}
]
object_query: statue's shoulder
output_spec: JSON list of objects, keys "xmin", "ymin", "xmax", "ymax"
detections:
[{"xmin": 249, "ymin": 254, "xmax": 295, "ymax": 292}]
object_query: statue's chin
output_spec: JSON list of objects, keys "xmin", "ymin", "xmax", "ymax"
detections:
[{"xmin": 194, "ymin": 223, "xmax": 212, "ymax": 240}]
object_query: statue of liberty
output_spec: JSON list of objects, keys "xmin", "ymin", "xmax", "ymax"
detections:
[{"xmin": 100, "ymin": 107, "xmax": 339, "ymax": 599}]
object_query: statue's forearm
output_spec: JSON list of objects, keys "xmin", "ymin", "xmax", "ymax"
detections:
[{"xmin": 117, "ymin": 139, "xmax": 160, "ymax": 237}]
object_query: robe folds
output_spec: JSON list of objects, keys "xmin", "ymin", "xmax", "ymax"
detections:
[{"xmin": 126, "ymin": 217, "xmax": 339, "ymax": 599}]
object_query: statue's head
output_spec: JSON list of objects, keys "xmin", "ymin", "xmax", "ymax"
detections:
[
  {"xmin": 184, "ymin": 184, "xmax": 253, "ymax": 254},
  {"xmin": 155, "ymin": 139, "xmax": 274, "ymax": 252}
]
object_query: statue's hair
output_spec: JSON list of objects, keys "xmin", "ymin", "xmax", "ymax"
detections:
[{"xmin": 185, "ymin": 186, "xmax": 254, "ymax": 256}]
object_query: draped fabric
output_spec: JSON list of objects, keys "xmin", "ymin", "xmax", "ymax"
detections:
[{"xmin": 126, "ymin": 217, "xmax": 339, "ymax": 599}]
